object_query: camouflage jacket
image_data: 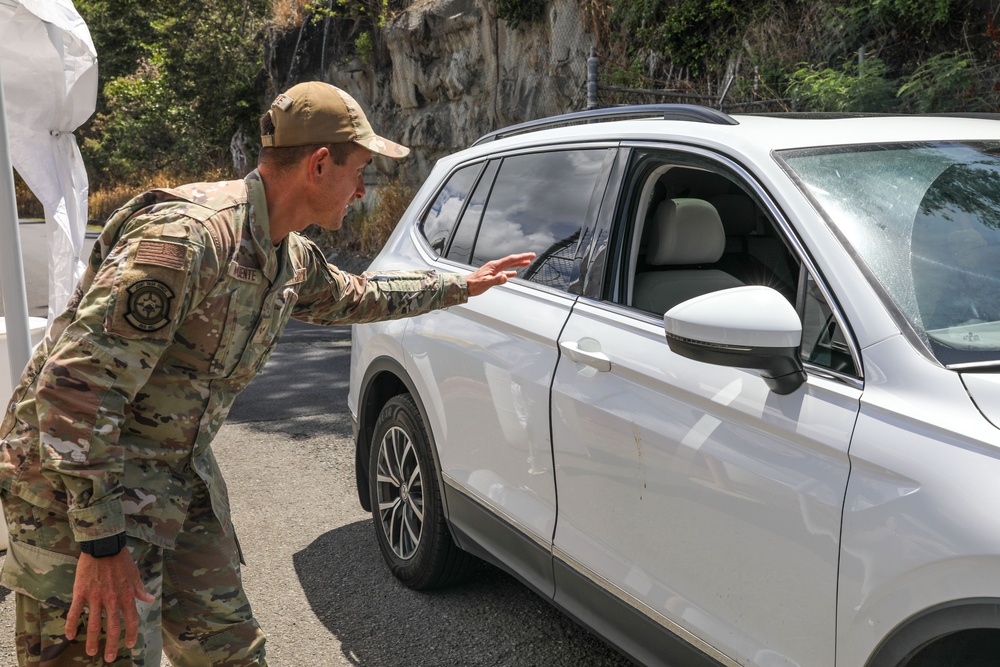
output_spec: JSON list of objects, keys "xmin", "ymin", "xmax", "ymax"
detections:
[{"xmin": 0, "ymin": 170, "xmax": 467, "ymax": 549}]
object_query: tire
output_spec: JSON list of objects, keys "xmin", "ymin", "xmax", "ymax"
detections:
[
  {"xmin": 903, "ymin": 629, "xmax": 999, "ymax": 667},
  {"xmin": 368, "ymin": 393, "xmax": 477, "ymax": 590}
]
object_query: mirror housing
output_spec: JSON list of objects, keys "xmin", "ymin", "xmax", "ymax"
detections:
[{"xmin": 663, "ymin": 286, "xmax": 806, "ymax": 395}]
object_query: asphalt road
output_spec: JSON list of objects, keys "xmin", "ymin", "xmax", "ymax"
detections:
[{"xmin": 0, "ymin": 226, "xmax": 632, "ymax": 666}]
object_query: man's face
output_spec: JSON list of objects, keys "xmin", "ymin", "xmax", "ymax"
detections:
[{"xmin": 319, "ymin": 144, "xmax": 372, "ymax": 231}]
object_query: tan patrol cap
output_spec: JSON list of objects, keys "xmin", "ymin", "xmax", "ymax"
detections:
[{"xmin": 261, "ymin": 81, "xmax": 409, "ymax": 158}]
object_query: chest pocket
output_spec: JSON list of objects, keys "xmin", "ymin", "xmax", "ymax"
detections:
[
  {"xmin": 171, "ymin": 291, "xmax": 239, "ymax": 374},
  {"xmin": 225, "ymin": 270, "xmax": 304, "ymax": 383}
]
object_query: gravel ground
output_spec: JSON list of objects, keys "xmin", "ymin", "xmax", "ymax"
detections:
[{"xmin": 0, "ymin": 255, "xmax": 633, "ymax": 665}]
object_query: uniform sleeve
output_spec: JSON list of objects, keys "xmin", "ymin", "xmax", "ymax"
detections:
[
  {"xmin": 291, "ymin": 242, "xmax": 468, "ymax": 326},
  {"xmin": 34, "ymin": 214, "xmax": 220, "ymax": 542}
]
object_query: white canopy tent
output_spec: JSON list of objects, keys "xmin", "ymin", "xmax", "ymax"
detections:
[{"xmin": 0, "ymin": 0, "xmax": 97, "ymax": 390}]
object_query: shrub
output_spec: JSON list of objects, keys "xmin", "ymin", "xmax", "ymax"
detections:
[
  {"xmin": 787, "ymin": 56, "xmax": 896, "ymax": 112},
  {"xmin": 897, "ymin": 51, "xmax": 981, "ymax": 113}
]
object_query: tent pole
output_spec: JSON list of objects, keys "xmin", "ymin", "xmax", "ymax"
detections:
[{"xmin": 0, "ymin": 62, "xmax": 32, "ymax": 389}]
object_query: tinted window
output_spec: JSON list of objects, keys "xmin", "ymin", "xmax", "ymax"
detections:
[
  {"xmin": 471, "ymin": 150, "xmax": 608, "ymax": 290},
  {"xmin": 447, "ymin": 160, "xmax": 499, "ymax": 265},
  {"xmin": 419, "ymin": 163, "xmax": 483, "ymax": 255}
]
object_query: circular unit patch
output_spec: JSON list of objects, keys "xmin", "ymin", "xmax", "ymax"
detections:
[{"xmin": 125, "ymin": 279, "xmax": 174, "ymax": 332}]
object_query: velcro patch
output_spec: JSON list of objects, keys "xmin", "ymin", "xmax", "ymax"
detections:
[
  {"xmin": 286, "ymin": 268, "xmax": 307, "ymax": 285},
  {"xmin": 228, "ymin": 261, "xmax": 262, "ymax": 284},
  {"xmin": 124, "ymin": 280, "xmax": 174, "ymax": 332},
  {"xmin": 272, "ymin": 93, "xmax": 293, "ymax": 111},
  {"xmin": 135, "ymin": 240, "xmax": 188, "ymax": 270}
]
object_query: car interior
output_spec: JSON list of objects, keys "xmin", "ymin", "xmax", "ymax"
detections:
[{"xmin": 627, "ymin": 165, "xmax": 799, "ymax": 314}]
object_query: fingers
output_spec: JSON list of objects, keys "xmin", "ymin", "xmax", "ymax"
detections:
[
  {"xmin": 135, "ymin": 580, "xmax": 155, "ymax": 603},
  {"xmin": 466, "ymin": 252, "xmax": 536, "ymax": 296},
  {"xmin": 495, "ymin": 252, "xmax": 535, "ymax": 269},
  {"xmin": 124, "ymin": 598, "xmax": 141, "ymax": 649},
  {"xmin": 65, "ymin": 597, "xmax": 83, "ymax": 640},
  {"xmin": 105, "ymin": 608, "xmax": 122, "ymax": 662},
  {"xmin": 67, "ymin": 551, "xmax": 153, "ymax": 660},
  {"xmin": 85, "ymin": 598, "xmax": 102, "ymax": 657}
]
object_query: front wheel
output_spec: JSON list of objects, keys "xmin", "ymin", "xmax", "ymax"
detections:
[{"xmin": 369, "ymin": 393, "xmax": 476, "ymax": 590}]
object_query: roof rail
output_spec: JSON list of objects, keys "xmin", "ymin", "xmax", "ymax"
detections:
[{"xmin": 472, "ymin": 104, "xmax": 738, "ymax": 146}]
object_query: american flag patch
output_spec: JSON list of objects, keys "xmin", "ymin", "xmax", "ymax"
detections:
[{"xmin": 135, "ymin": 240, "xmax": 188, "ymax": 270}]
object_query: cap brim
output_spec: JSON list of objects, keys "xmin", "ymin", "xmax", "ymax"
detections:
[{"xmin": 355, "ymin": 134, "xmax": 410, "ymax": 159}]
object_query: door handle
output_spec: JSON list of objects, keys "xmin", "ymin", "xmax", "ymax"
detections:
[{"xmin": 560, "ymin": 340, "xmax": 611, "ymax": 372}]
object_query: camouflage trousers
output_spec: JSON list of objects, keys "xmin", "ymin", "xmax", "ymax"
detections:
[{"xmin": 2, "ymin": 488, "xmax": 266, "ymax": 666}]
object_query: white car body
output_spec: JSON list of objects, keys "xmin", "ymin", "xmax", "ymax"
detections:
[{"xmin": 349, "ymin": 111, "xmax": 1000, "ymax": 666}]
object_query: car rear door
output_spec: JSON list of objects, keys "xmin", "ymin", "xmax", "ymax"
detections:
[
  {"xmin": 401, "ymin": 145, "xmax": 616, "ymax": 594},
  {"xmin": 549, "ymin": 145, "xmax": 862, "ymax": 666}
]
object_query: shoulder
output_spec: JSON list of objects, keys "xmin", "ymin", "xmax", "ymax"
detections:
[
  {"xmin": 288, "ymin": 231, "xmax": 326, "ymax": 267},
  {"xmin": 152, "ymin": 180, "xmax": 249, "ymax": 218},
  {"xmin": 144, "ymin": 180, "xmax": 249, "ymax": 260}
]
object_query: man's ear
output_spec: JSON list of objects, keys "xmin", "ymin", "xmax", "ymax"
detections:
[{"xmin": 308, "ymin": 146, "xmax": 328, "ymax": 181}]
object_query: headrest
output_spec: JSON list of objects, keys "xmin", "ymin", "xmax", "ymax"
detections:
[
  {"xmin": 708, "ymin": 193, "xmax": 756, "ymax": 237},
  {"xmin": 647, "ymin": 198, "xmax": 726, "ymax": 266}
]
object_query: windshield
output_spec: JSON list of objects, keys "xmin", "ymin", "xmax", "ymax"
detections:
[{"xmin": 779, "ymin": 141, "xmax": 1000, "ymax": 367}]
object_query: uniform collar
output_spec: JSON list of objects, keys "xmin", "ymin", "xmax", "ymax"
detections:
[{"xmin": 244, "ymin": 169, "xmax": 283, "ymax": 283}]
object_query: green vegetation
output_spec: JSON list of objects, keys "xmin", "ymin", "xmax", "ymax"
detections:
[
  {"xmin": 74, "ymin": 0, "xmax": 269, "ymax": 215},
  {"xmin": 21, "ymin": 0, "xmax": 1000, "ymax": 241},
  {"xmin": 598, "ymin": 0, "xmax": 1000, "ymax": 113}
]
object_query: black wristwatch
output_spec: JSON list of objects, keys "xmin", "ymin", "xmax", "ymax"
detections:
[{"xmin": 79, "ymin": 532, "xmax": 127, "ymax": 558}]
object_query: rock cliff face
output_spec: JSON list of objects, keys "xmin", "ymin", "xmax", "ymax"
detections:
[{"xmin": 313, "ymin": 0, "xmax": 593, "ymax": 183}]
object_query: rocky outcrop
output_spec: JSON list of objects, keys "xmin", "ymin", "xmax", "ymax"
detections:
[{"xmin": 319, "ymin": 0, "xmax": 593, "ymax": 183}]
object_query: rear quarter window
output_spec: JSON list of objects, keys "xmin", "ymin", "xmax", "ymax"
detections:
[{"xmin": 418, "ymin": 163, "xmax": 483, "ymax": 255}]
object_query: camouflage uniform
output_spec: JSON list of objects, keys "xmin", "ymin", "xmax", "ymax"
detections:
[{"xmin": 0, "ymin": 170, "xmax": 467, "ymax": 666}]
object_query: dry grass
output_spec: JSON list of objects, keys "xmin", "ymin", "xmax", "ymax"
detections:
[
  {"xmin": 359, "ymin": 179, "xmax": 417, "ymax": 254},
  {"xmin": 88, "ymin": 169, "xmax": 231, "ymax": 223},
  {"xmin": 13, "ymin": 172, "xmax": 44, "ymax": 218},
  {"xmin": 304, "ymin": 177, "xmax": 417, "ymax": 258},
  {"xmin": 269, "ymin": 0, "xmax": 309, "ymax": 30}
]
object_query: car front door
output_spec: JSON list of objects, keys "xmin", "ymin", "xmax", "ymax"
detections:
[{"xmin": 550, "ymin": 146, "xmax": 862, "ymax": 666}]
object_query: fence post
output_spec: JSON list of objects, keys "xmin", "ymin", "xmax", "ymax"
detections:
[{"xmin": 587, "ymin": 46, "xmax": 599, "ymax": 110}]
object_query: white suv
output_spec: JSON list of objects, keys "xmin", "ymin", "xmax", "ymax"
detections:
[{"xmin": 347, "ymin": 106, "xmax": 1000, "ymax": 667}]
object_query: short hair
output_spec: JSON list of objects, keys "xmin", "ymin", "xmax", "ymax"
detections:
[{"xmin": 258, "ymin": 111, "xmax": 359, "ymax": 170}]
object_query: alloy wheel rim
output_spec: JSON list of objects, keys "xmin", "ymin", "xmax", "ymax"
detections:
[{"xmin": 375, "ymin": 425, "xmax": 424, "ymax": 560}]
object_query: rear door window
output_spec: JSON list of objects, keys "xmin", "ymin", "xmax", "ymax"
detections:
[{"xmin": 468, "ymin": 149, "xmax": 609, "ymax": 291}]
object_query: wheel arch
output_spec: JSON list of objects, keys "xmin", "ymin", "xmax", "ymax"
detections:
[
  {"xmin": 865, "ymin": 598, "xmax": 1000, "ymax": 667},
  {"xmin": 355, "ymin": 356, "xmax": 450, "ymax": 519}
]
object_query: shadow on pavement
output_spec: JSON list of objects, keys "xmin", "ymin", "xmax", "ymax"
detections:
[
  {"xmin": 293, "ymin": 521, "xmax": 629, "ymax": 667},
  {"xmin": 227, "ymin": 319, "xmax": 353, "ymax": 428}
]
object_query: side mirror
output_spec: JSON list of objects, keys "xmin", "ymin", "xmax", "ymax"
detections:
[{"xmin": 663, "ymin": 286, "xmax": 806, "ymax": 394}]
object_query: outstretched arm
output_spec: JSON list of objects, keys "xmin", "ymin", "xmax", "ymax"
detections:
[{"xmin": 465, "ymin": 253, "xmax": 536, "ymax": 297}]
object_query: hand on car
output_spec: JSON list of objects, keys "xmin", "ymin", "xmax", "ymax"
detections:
[
  {"xmin": 465, "ymin": 252, "xmax": 536, "ymax": 296},
  {"xmin": 66, "ymin": 550, "xmax": 155, "ymax": 662}
]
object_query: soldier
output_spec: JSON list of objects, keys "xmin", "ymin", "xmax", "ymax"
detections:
[{"xmin": 0, "ymin": 81, "xmax": 534, "ymax": 666}]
